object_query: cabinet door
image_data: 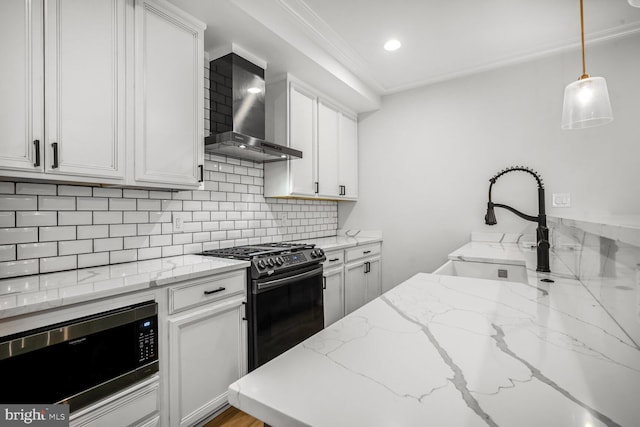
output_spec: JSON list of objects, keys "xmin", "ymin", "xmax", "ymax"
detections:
[
  {"xmin": 134, "ymin": 0, "xmax": 204, "ymax": 187},
  {"xmin": 339, "ymin": 113, "xmax": 358, "ymax": 199},
  {"xmin": 317, "ymin": 100, "xmax": 340, "ymax": 198},
  {"xmin": 323, "ymin": 267, "xmax": 344, "ymax": 326},
  {"xmin": 0, "ymin": 0, "xmax": 43, "ymax": 172},
  {"xmin": 289, "ymin": 84, "xmax": 317, "ymax": 196},
  {"xmin": 364, "ymin": 257, "xmax": 382, "ymax": 303},
  {"xmin": 168, "ymin": 297, "xmax": 246, "ymax": 427},
  {"xmin": 344, "ymin": 262, "xmax": 365, "ymax": 315},
  {"xmin": 45, "ymin": 0, "xmax": 126, "ymax": 179}
]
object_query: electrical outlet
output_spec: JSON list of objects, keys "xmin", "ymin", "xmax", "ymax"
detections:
[
  {"xmin": 277, "ymin": 212, "xmax": 288, "ymax": 227},
  {"xmin": 173, "ymin": 215, "xmax": 184, "ymax": 232},
  {"xmin": 552, "ymin": 193, "xmax": 571, "ymax": 208}
]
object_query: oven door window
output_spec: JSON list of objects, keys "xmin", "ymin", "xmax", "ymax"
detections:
[{"xmin": 252, "ymin": 266, "xmax": 324, "ymax": 369}]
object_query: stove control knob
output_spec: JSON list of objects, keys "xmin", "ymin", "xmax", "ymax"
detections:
[
  {"xmin": 267, "ymin": 258, "xmax": 275, "ymax": 267},
  {"xmin": 316, "ymin": 249, "xmax": 324, "ymax": 257},
  {"xmin": 310, "ymin": 250, "xmax": 317, "ymax": 258},
  {"xmin": 257, "ymin": 259, "xmax": 266, "ymax": 269},
  {"xmin": 275, "ymin": 257, "xmax": 284, "ymax": 266}
]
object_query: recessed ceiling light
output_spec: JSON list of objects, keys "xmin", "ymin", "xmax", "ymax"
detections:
[{"xmin": 384, "ymin": 39, "xmax": 402, "ymax": 52}]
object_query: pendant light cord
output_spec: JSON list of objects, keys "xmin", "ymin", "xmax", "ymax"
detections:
[{"xmin": 579, "ymin": 0, "xmax": 589, "ymax": 79}]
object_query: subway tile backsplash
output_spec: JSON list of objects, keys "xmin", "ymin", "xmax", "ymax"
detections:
[{"xmin": 0, "ymin": 155, "xmax": 338, "ymax": 278}]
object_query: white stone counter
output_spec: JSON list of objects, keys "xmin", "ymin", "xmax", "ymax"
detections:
[
  {"xmin": 0, "ymin": 255, "xmax": 249, "ymax": 319},
  {"xmin": 294, "ymin": 235, "xmax": 382, "ymax": 252},
  {"xmin": 228, "ymin": 241, "xmax": 640, "ymax": 426},
  {"xmin": 549, "ymin": 214, "xmax": 640, "ymax": 248}
]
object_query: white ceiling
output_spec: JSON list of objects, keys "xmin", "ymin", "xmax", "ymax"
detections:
[{"xmin": 168, "ymin": 0, "xmax": 640, "ymax": 112}]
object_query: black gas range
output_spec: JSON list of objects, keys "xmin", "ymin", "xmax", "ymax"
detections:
[
  {"xmin": 199, "ymin": 242, "xmax": 326, "ymax": 370},
  {"xmin": 201, "ymin": 242, "xmax": 325, "ymax": 280}
]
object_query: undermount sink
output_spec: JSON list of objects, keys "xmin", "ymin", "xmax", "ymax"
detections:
[{"xmin": 433, "ymin": 259, "xmax": 529, "ymax": 284}]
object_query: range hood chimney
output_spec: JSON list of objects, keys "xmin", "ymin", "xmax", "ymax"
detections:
[{"xmin": 205, "ymin": 53, "xmax": 302, "ymax": 162}]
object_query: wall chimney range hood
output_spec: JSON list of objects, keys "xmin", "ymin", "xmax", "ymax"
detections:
[{"xmin": 205, "ymin": 53, "xmax": 302, "ymax": 162}]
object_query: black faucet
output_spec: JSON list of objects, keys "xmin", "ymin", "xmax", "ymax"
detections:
[{"xmin": 484, "ymin": 166, "xmax": 550, "ymax": 273}]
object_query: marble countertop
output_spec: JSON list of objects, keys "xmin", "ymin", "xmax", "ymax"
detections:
[
  {"xmin": 293, "ymin": 235, "xmax": 382, "ymax": 252},
  {"xmin": 0, "ymin": 255, "xmax": 249, "ymax": 319},
  {"xmin": 549, "ymin": 215, "xmax": 640, "ymax": 248},
  {"xmin": 228, "ymin": 241, "xmax": 640, "ymax": 426}
]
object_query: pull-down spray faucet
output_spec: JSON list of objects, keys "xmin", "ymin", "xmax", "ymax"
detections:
[{"xmin": 485, "ymin": 166, "xmax": 550, "ymax": 273}]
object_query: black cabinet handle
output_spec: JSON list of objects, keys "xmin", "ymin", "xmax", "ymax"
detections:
[
  {"xmin": 314, "ymin": 182, "xmax": 319, "ymax": 194},
  {"xmin": 199, "ymin": 165, "xmax": 204, "ymax": 182},
  {"xmin": 339, "ymin": 185, "xmax": 346, "ymax": 196},
  {"xmin": 204, "ymin": 286, "xmax": 225, "ymax": 295},
  {"xmin": 322, "ymin": 276, "xmax": 327, "ymax": 290},
  {"xmin": 364, "ymin": 261, "xmax": 370, "ymax": 274},
  {"xmin": 328, "ymin": 258, "xmax": 340, "ymax": 262},
  {"xmin": 363, "ymin": 250, "xmax": 372, "ymax": 254},
  {"xmin": 33, "ymin": 140, "xmax": 40, "ymax": 167},
  {"xmin": 51, "ymin": 142, "xmax": 59, "ymax": 169}
]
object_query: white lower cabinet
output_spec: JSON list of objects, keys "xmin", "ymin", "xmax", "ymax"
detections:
[
  {"xmin": 69, "ymin": 376, "xmax": 160, "ymax": 427},
  {"xmin": 323, "ymin": 265, "xmax": 345, "ymax": 327},
  {"xmin": 167, "ymin": 271, "xmax": 247, "ymax": 427},
  {"xmin": 344, "ymin": 243, "xmax": 382, "ymax": 315},
  {"xmin": 320, "ymin": 243, "xmax": 383, "ymax": 320}
]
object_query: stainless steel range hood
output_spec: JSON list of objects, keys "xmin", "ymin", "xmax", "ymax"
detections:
[{"xmin": 205, "ymin": 53, "xmax": 302, "ymax": 163}]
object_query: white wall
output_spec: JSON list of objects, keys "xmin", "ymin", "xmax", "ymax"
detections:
[{"xmin": 339, "ymin": 33, "xmax": 640, "ymax": 290}]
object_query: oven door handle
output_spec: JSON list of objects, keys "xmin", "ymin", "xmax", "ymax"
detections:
[{"xmin": 256, "ymin": 266, "xmax": 323, "ymax": 292}]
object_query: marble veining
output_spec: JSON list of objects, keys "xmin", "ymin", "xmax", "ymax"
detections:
[
  {"xmin": 0, "ymin": 255, "xmax": 248, "ymax": 319},
  {"xmin": 229, "ymin": 241, "xmax": 640, "ymax": 426},
  {"xmin": 292, "ymin": 232, "xmax": 382, "ymax": 252}
]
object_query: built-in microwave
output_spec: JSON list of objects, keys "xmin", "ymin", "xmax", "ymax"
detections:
[{"xmin": 0, "ymin": 301, "xmax": 158, "ymax": 412}]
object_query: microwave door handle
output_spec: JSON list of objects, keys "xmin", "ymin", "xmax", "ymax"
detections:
[{"xmin": 256, "ymin": 266, "xmax": 323, "ymax": 292}]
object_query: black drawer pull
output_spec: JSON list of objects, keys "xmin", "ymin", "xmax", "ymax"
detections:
[
  {"xmin": 199, "ymin": 164, "xmax": 204, "ymax": 182},
  {"xmin": 33, "ymin": 140, "xmax": 40, "ymax": 167},
  {"xmin": 204, "ymin": 287, "xmax": 226, "ymax": 295},
  {"xmin": 328, "ymin": 258, "xmax": 340, "ymax": 262},
  {"xmin": 51, "ymin": 142, "xmax": 59, "ymax": 169},
  {"xmin": 363, "ymin": 250, "xmax": 372, "ymax": 254}
]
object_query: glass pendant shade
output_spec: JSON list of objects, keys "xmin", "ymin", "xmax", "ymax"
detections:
[{"xmin": 561, "ymin": 76, "xmax": 613, "ymax": 130}]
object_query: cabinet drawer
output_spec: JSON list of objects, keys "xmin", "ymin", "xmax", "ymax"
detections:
[
  {"xmin": 323, "ymin": 250, "xmax": 344, "ymax": 267},
  {"xmin": 169, "ymin": 270, "xmax": 245, "ymax": 314},
  {"xmin": 345, "ymin": 243, "xmax": 381, "ymax": 263}
]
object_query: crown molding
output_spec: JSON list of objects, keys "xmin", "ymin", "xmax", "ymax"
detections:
[
  {"xmin": 382, "ymin": 21, "xmax": 640, "ymax": 95},
  {"xmin": 275, "ymin": 0, "xmax": 386, "ymax": 94},
  {"xmin": 272, "ymin": 2, "xmax": 640, "ymax": 96}
]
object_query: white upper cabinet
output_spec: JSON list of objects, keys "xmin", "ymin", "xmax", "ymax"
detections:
[
  {"xmin": 264, "ymin": 75, "xmax": 359, "ymax": 201},
  {"xmin": 133, "ymin": 0, "xmax": 205, "ymax": 188},
  {"xmin": 45, "ymin": 0, "xmax": 127, "ymax": 179},
  {"xmin": 0, "ymin": 0, "xmax": 43, "ymax": 173},
  {"xmin": 289, "ymin": 84, "xmax": 317, "ymax": 197},
  {"xmin": 0, "ymin": 0, "xmax": 204, "ymax": 189},
  {"xmin": 338, "ymin": 113, "xmax": 358, "ymax": 199},
  {"xmin": 0, "ymin": 0, "xmax": 126, "ymax": 181},
  {"xmin": 317, "ymin": 100, "xmax": 340, "ymax": 199}
]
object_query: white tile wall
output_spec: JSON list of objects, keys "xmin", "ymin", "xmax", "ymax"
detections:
[
  {"xmin": 0, "ymin": 62, "xmax": 338, "ymax": 278},
  {"xmin": 0, "ymin": 162, "xmax": 337, "ymax": 277}
]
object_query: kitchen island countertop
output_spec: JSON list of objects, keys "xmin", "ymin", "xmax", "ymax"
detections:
[{"xmin": 228, "ymin": 241, "xmax": 640, "ymax": 426}]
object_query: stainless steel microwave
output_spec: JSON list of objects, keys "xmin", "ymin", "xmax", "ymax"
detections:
[{"xmin": 0, "ymin": 301, "xmax": 159, "ymax": 412}]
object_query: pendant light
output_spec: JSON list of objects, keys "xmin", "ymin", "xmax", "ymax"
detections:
[{"xmin": 561, "ymin": 0, "xmax": 613, "ymax": 130}]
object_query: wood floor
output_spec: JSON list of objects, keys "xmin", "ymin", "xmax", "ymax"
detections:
[{"xmin": 204, "ymin": 406, "xmax": 264, "ymax": 427}]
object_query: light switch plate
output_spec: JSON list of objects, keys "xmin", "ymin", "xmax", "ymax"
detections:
[
  {"xmin": 552, "ymin": 193, "xmax": 571, "ymax": 208},
  {"xmin": 173, "ymin": 214, "xmax": 185, "ymax": 232}
]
